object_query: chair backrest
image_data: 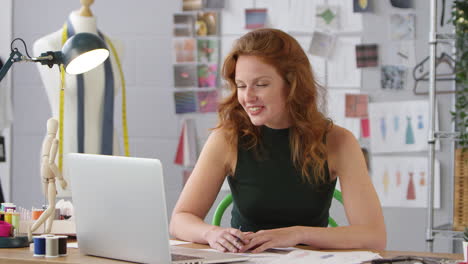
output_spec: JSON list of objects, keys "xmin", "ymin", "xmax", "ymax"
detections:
[{"xmin": 211, "ymin": 189, "xmax": 343, "ymax": 227}]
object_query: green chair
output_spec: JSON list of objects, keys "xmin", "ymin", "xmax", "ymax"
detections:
[{"xmin": 211, "ymin": 189, "xmax": 343, "ymax": 227}]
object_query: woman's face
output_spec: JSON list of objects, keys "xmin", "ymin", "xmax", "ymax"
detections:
[{"xmin": 235, "ymin": 55, "xmax": 290, "ymax": 129}]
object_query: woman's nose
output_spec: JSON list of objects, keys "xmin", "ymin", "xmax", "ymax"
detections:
[{"xmin": 245, "ymin": 86, "xmax": 257, "ymax": 101}]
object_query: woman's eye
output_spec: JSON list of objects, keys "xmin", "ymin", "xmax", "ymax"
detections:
[
  {"xmin": 257, "ymin": 83, "xmax": 268, "ymax": 87},
  {"xmin": 236, "ymin": 85, "xmax": 246, "ymax": 88}
]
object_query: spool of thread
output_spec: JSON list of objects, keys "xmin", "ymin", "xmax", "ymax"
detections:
[
  {"xmin": 3, "ymin": 204, "xmax": 16, "ymax": 212},
  {"xmin": 4, "ymin": 210, "xmax": 12, "ymax": 224},
  {"xmin": 11, "ymin": 212, "xmax": 20, "ymax": 235},
  {"xmin": 57, "ymin": 235, "xmax": 68, "ymax": 256},
  {"xmin": 0, "ymin": 221, "xmax": 12, "ymax": 237},
  {"xmin": 33, "ymin": 236, "xmax": 46, "ymax": 256},
  {"xmin": 1, "ymin": 202, "xmax": 13, "ymax": 211},
  {"xmin": 32, "ymin": 209, "xmax": 44, "ymax": 220},
  {"xmin": 45, "ymin": 236, "xmax": 59, "ymax": 258}
]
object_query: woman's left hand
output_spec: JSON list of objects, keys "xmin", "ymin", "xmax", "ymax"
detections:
[{"xmin": 240, "ymin": 226, "xmax": 301, "ymax": 253}]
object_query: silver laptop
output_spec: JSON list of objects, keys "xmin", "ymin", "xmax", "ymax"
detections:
[{"xmin": 66, "ymin": 153, "xmax": 248, "ymax": 264}]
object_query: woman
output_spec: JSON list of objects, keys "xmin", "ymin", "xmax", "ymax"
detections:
[{"xmin": 170, "ymin": 28, "xmax": 386, "ymax": 253}]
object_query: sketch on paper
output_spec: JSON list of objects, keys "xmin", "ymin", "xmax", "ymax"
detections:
[
  {"xmin": 368, "ymin": 100, "xmax": 437, "ymax": 153},
  {"xmin": 327, "ymin": 37, "xmax": 362, "ymax": 88},
  {"xmin": 197, "ymin": 39, "xmax": 218, "ymax": 63},
  {"xmin": 245, "ymin": 8, "xmax": 267, "ymax": 29},
  {"xmin": 353, "ymin": 0, "xmax": 371, "ymax": 12},
  {"xmin": 308, "ymin": 31, "xmax": 336, "ymax": 58},
  {"xmin": 197, "ymin": 90, "xmax": 218, "ymax": 113},
  {"xmin": 316, "ymin": 5, "xmax": 340, "ymax": 30},
  {"xmin": 371, "ymin": 156, "xmax": 440, "ymax": 208},
  {"xmin": 173, "ymin": 38, "xmax": 196, "ymax": 63},
  {"xmin": 174, "ymin": 65, "xmax": 198, "ymax": 87},
  {"xmin": 355, "ymin": 44, "xmax": 378, "ymax": 68},
  {"xmin": 196, "ymin": 12, "xmax": 218, "ymax": 36},
  {"xmin": 390, "ymin": 13, "xmax": 415, "ymax": 40},
  {"xmin": 197, "ymin": 64, "xmax": 217, "ymax": 88},
  {"xmin": 173, "ymin": 14, "xmax": 195, "ymax": 37},
  {"xmin": 345, "ymin": 94, "xmax": 368, "ymax": 118},
  {"xmin": 174, "ymin": 91, "xmax": 197, "ymax": 114},
  {"xmin": 381, "ymin": 65, "xmax": 407, "ymax": 90}
]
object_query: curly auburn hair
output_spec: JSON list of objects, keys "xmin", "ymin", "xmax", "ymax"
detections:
[{"xmin": 215, "ymin": 28, "xmax": 332, "ymax": 184}]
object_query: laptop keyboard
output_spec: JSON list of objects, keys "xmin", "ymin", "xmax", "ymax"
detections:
[{"xmin": 171, "ymin": 253, "xmax": 204, "ymax": 263}]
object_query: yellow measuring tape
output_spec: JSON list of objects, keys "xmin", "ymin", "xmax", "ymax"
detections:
[{"xmin": 58, "ymin": 24, "xmax": 130, "ymax": 171}]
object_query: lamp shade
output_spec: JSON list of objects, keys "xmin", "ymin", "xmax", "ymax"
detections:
[{"xmin": 61, "ymin": 32, "xmax": 109, "ymax": 74}]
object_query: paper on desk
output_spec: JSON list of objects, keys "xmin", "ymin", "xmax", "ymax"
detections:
[
  {"xmin": 269, "ymin": 249, "xmax": 381, "ymax": 264},
  {"xmin": 170, "ymin": 239, "xmax": 192, "ymax": 246},
  {"xmin": 199, "ymin": 247, "xmax": 295, "ymax": 264}
]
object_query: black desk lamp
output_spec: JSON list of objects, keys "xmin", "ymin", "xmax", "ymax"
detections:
[
  {"xmin": 0, "ymin": 32, "xmax": 109, "ymax": 248},
  {"xmin": 0, "ymin": 32, "xmax": 109, "ymax": 82}
]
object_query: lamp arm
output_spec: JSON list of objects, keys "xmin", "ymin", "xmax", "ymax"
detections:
[{"xmin": 0, "ymin": 49, "xmax": 24, "ymax": 83}]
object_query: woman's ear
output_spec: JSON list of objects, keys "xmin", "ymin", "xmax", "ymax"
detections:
[{"xmin": 286, "ymin": 72, "xmax": 296, "ymax": 99}]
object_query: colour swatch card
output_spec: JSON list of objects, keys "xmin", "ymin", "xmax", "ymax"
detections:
[
  {"xmin": 174, "ymin": 65, "xmax": 198, "ymax": 87},
  {"xmin": 245, "ymin": 8, "xmax": 267, "ymax": 29},
  {"xmin": 197, "ymin": 39, "xmax": 218, "ymax": 63},
  {"xmin": 308, "ymin": 31, "xmax": 336, "ymax": 58},
  {"xmin": 197, "ymin": 90, "xmax": 218, "ymax": 113},
  {"xmin": 345, "ymin": 94, "xmax": 368, "ymax": 118},
  {"xmin": 328, "ymin": 89, "xmax": 361, "ymax": 138},
  {"xmin": 368, "ymin": 100, "xmax": 437, "ymax": 153},
  {"xmin": 173, "ymin": 38, "xmax": 196, "ymax": 63},
  {"xmin": 174, "ymin": 14, "xmax": 195, "ymax": 37},
  {"xmin": 316, "ymin": 5, "xmax": 340, "ymax": 30},
  {"xmin": 174, "ymin": 91, "xmax": 197, "ymax": 113},
  {"xmin": 381, "ymin": 65, "xmax": 407, "ymax": 90},
  {"xmin": 196, "ymin": 12, "xmax": 218, "ymax": 36},
  {"xmin": 355, "ymin": 44, "xmax": 378, "ymax": 68},
  {"xmin": 197, "ymin": 64, "xmax": 217, "ymax": 87},
  {"xmin": 371, "ymin": 156, "xmax": 440, "ymax": 208}
]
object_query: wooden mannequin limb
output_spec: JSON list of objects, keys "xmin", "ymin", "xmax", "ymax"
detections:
[
  {"xmin": 29, "ymin": 118, "xmax": 67, "ymax": 241},
  {"xmin": 79, "ymin": 0, "xmax": 94, "ymax": 17}
]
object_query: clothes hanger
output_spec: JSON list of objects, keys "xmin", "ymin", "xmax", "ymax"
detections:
[{"xmin": 412, "ymin": 52, "xmax": 456, "ymax": 95}]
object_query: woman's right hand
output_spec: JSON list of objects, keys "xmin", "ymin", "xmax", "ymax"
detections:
[{"xmin": 204, "ymin": 226, "xmax": 250, "ymax": 253}]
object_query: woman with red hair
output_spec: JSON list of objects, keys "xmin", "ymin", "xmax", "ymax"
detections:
[{"xmin": 170, "ymin": 28, "xmax": 386, "ymax": 253}]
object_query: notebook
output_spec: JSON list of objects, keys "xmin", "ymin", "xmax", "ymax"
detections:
[{"xmin": 66, "ymin": 153, "xmax": 248, "ymax": 264}]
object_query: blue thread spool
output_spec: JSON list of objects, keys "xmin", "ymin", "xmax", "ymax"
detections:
[{"xmin": 33, "ymin": 236, "xmax": 46, "ymax": 256}]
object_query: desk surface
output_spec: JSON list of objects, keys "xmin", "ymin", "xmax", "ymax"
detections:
[{"xmin": 0, "ymin": 243, "xmax": 464, "ymax": 264}]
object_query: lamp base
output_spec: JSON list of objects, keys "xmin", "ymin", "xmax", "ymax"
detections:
[{"xmin": 0, "ymin": 236, "xmax": 30, "ymax": 248}]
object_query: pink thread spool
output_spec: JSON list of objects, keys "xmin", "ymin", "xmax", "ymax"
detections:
[{"xmin": 0, "ymin": 221, "xmax": 12, "ymax": 237}]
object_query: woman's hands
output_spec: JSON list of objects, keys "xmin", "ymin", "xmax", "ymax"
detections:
[
  {"xmin": 204, "ymin": 226, "xmax": 250, "ymax": 253},
  {"xmin": 240, "ymin": 226, "xmax": 302, "ymax": 253}
]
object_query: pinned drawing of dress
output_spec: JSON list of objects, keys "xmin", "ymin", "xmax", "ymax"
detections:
[
  {"xmin": 405, "ymin": 116, "xmax": 415, "ymax": 144},
  {"xmin": 380, "ymin": 117, "xmax": 387, "ymax": 141},
  {"xmin": 383, "ymin": 169, "xmax": 389, "ymax": 195},
  {"xmin": 393, "ymin": 115, "xmax": 399, "ymax": 132},
  {"xmin": 406, "ymin": 172, "xmax": 416, "ymax": 200}
]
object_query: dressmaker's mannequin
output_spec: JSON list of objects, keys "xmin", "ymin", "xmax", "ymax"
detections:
[{"xmin": 34, "ymin": 0, "xmax": 123, "ymax": 196}]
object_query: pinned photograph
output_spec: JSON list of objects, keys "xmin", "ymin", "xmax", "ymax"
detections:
[
  {"xmin": 197, "ymin": 39, "xmax": 218, "ymax": 63},
  {"xmin": 196, "ymin": 12, "xmax": 218, "ymax": 36},
  {"xmin": 203, "ymin": 0, "xmax": 225, "ymax": 9},
  {"xmin": 173, "ymin": 38, "xmax": 196, "ymax": 63},
  {"xmin": 381, "ymin": 65, "xmax": 407, "ymax": 90},
  {"xmin": 390, "ymin": 14, "xmax": 415, "ymax": 40},
  {"xmin": 174, "ymin": 91, "xmax": 198, "ymax": 114},
  {"xmin": 308, "ymin": 31, "xmax": 336, "ymax": 58},
  {"xmin": 353, "ymin": 0, "xmax": 372, "ymax": 12},
  {"xmin": 355, "ymin": 44, "xmax": 378, "ymax": 68},
  {"xmin": 316, "ymin": 5, "xmax": 340, "ymax": 30},
  {"xmin": 183, "ymin": 0, "xmax": 202, "ymax": 11},
  {"xmin": 174, "ymin": 65, "xmax": 198, "ymax": 88},
  {"xmin": 197, "ymin": 90, "xmax": 219, "ymax": 113},
  {"xmin": 198, "ymin": 64, "xmax": 218, "ymax": 88},
  {"xmin": 245, "ymin": 8, "xmax": 268, "ymax": 29},
  {"xmin": 173, "ymin": 14, "xmax": 195, "ymax": 37},
  {"xmin": 345, "ymin": 94, "xmax": 368, "ymax": 118},
  {"xmin": 390, "ymin": 0, "xmax": 413, "ymax": 9}
]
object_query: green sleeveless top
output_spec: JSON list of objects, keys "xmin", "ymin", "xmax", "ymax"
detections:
[{"xmin": 227, "ymin": 126, "xmax": 336, "ymax": 232}]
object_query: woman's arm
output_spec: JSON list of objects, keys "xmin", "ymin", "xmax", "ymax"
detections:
[
  {"xmin": 241, "ymin": 126, "xmax": 386, "ymax": 253},
  {"xmin": 169, "ymin": 129, "xmax": 248, "ymax": 252}
]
